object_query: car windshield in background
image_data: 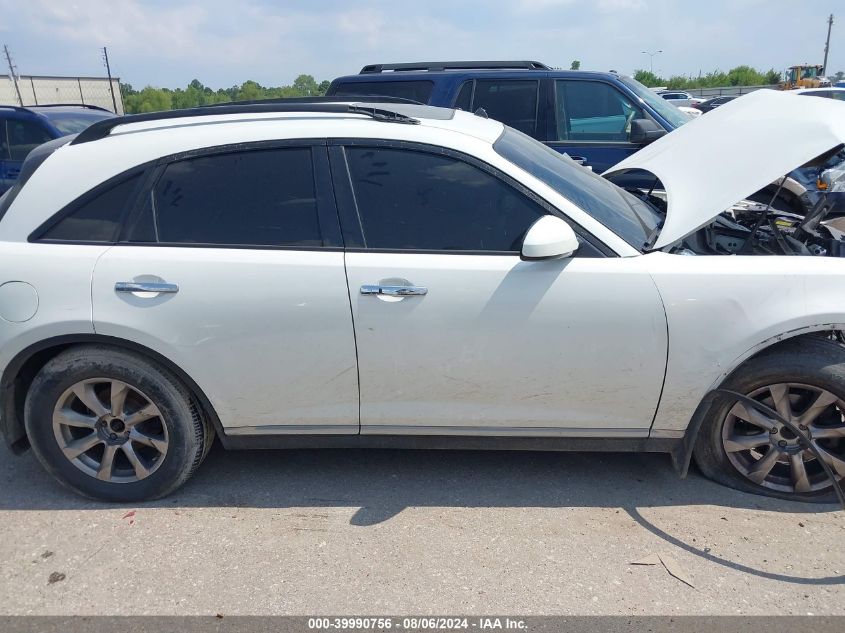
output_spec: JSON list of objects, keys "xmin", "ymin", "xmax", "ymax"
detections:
[
  {"xmin": 494, "ymin": 127, "xmax": 660, "ymax": 251},
  {"xmin": 35, "ymin": 109, "xmax": 115, "ymax": 135},
  {"xmin": 619, "ymin": 76, "xmax": 691, "ymax": 128}
]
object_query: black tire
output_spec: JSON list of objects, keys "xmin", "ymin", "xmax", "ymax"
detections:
[
  {"xmin": 24, "ymin": 345, "xmax": 208, "ymax": 502},
  {"xmin": 694, "ymin": 336, "xmax": 845, "ymax": 503}
]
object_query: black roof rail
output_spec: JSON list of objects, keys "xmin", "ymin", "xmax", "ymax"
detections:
[
  {"xmin": 28, "ymin": 103, "xmax": 113, "ymax": 111},
  {"xmin": 359, "ymin": 60, "xmax": 551, "ymax": 74},
  {"xmin": 0, "ymin": 105, "xmax": 33, "ymax": 113},
  {"xmin": 70, "ymin": 102, "xmax": 421, "ymax": 145},
  {"xmin": 207, "ymin": 95, "xmax": 423, "ymax": 107}
]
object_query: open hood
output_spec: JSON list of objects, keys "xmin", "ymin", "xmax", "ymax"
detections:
[{"xmin": 604, "ymin": 89, "xmax": 845, "ymax": 249}]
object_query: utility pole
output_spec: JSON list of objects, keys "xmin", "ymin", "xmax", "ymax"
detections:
[
  {"xmin": 3, "ymin": 44, "xmax": 23, "ymax": 106},
  {"xmin": 822, "ymin": 14, "xmax": 834, "ymax": 76},
  {"xmin": 101, "ymin": 46, "xmax": 118, "ymax": 113}
]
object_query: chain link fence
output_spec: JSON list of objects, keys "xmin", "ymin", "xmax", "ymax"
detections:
[{"xmin": 0, "ymin": 75, "xmax": 124, "ymax": 114}]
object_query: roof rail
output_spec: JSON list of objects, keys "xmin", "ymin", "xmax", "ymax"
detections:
[
  {"xmin": 207, "ymin": 95, "xmax": 423, "ymax": 107},
  {"xmin": 0, "ymin": 105, "xmax": 33, "ymax": 113},
  {"xmin": 359, "ymin": 60, "xmax": 551, "ymax": 74},
  {"xmin": 70, "ymin": 102, "xmax": 420, "ymax": 145},
  {"xmin": 28, "ymin": 103, "xmax": 112, "ymax": 111}
]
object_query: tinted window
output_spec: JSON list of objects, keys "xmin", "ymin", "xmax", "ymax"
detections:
[
  {"xmin": 35, "ymin": 110, "xmax": 115, "ymax": 134},
  {"xmin": 346, "ymin": 147, "xmax": 544, "ymax": 251},
  {"xmin": 471, "ymin": 80, "xmax": 539, "ymax": 136},
  {"xmin": 494, "ymin": 127, "xmax": 660, "ymax": 250},
  {"xmin": 617, "ymin": 75, "xmax": 690, "ymax": 128},
  {"xmin": 453, "ymin": 81, "xmax": 473, "ymax": 111},
  {"xmin": 6, "ymin": 119, "xmax": 54, "ymax": 161},
  {"xmin": 150, "ymin": 148, "xmax": 321, "ymax": 247},
  {"xmin": 0, "ymin": 118, "xmax": 9, "ymax": 159},
  {"xmin": 41, "ymin": 174, "xmax": 142, "ymax": 242},
  {"xmin": 555, "ymin": 81, "xmax": 645, "ymax": 141},
  {"xmin": 330, "ymin": 80, "xmax": 433, "ymax": 104}
]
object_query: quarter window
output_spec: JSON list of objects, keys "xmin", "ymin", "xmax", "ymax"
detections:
[
  {"xmin": 555, "ymin": 80, "xmax": 645, "ymax": 142},
  {"xmin": 147, "ymin": 148, "xmax": 322, "ymax": 247},
  {"xmin": 40, "ymin": 174, "xmax": 142, "ymax": 242},
  {"xmin": 345, "ymin": 146, "xmax": 544, "ymax": 252}
]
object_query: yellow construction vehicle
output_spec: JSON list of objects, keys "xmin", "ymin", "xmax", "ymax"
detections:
[{"xmin": 780, "ymin": 64, "xmax": 828, "ymax": 90}]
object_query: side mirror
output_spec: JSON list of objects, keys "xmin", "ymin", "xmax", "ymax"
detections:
[
  {"xmin": 521, "ymin": 216, "xmax": 579, "ymax": 261},
  {"xmin": 630, "ymin": 119, "xmax": 667, "ymax": 145}
]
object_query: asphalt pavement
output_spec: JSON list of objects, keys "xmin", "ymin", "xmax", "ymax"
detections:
[{"xmin": 1, "ymin": 442, "xmax": 843, "ymax": 615}]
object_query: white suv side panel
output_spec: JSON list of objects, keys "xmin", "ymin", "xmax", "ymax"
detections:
[
  {"xmin": 91, "ymin": 247, "xmax": 359, "ymax": 433},
  {"xmin": 0, "ymin": 243, "xmax": 110, "ymax": 371}
]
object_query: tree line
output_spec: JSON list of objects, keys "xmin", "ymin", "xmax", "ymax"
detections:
[
  {"xmin": 632, "ymin": 65, "xmax": 844, "ymax": 89},
  {"xmin": 120, "ymin": 75, "xmax": 330, "ymax": 113}
]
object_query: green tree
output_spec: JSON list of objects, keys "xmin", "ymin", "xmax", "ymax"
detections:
[
  {"xmin": 835, "ymin": 71, "xmax": 845, "ymax": 82},
  {"xmin": 570, "ymin": 60, "xmax": 581, "ymax": 71},
  {"xmin": 633, "ymin": 69, "xmax": 662, "ymax": 87},
  {"xmin": 292, "ymin": 74, "xmax": 320, "ymax": 96},
  {"xmin": 318, "ymin": 80, "xmax": 331, "ymax": 94}
]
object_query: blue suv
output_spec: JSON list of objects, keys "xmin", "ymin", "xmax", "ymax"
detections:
[
  {"xmin": 1, "ymin": 104, "xmax": 115, "ymax": 194},
  {"xmin": 327, "ymin": 61, "xmax": 690, "ymax": 174}
]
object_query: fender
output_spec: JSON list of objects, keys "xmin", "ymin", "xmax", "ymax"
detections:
[
  {"xmin": 1, "ymin": 333, "xmax": 226, "ymax": 452},
  {"xmin": 670, "ymin": 324, "xmax": 845, "ymax": 477}
]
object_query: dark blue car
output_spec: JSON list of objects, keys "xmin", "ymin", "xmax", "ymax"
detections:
[
  {"xmin": 327, "ymin": 61, "xmax": 690, "ymax": 174},
  {"xmin": 1, "ymin": 104, "xmax": 115, "ymax": 194}
]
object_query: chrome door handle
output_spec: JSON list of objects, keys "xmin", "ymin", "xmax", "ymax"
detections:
[
  {"xmin": 115, "ymin": 281, "xmax": 179, "ymax": 294},
  {"xmin": 361, "ymin": 284, "xmax": 428, "ymax": 297}
]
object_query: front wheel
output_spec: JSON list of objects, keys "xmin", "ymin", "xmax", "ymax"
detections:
[
  {"xmin": 25, "ymin": 346, "xmax": 209, "ymax": 502},
  {"xmin": 694, "ymin": 337, "xmax": 845, "ymax": 502}
]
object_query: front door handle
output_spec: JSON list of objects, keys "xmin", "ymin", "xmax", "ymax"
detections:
[
  {"xmin": 115, "ymin": 281, "xmax": 179, "ymax": 294},
  {"xmin": 361, "ymin": 284, "xmax": 428, "ymax": 297}
]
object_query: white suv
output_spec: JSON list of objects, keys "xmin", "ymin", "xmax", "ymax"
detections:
[{"xmin": 2, "ymin": 93, "xmax": 845, "ymax": 503}]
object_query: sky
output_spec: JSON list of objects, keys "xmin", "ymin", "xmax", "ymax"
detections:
[{"xmin": 1, "ymin": 0, "xmax": 842, "ymax": 89}]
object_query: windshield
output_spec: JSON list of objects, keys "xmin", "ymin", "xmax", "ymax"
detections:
[
  {"xmin": 493, "ymin": 127, "xmax": 661, "ymax": 251},
  {"xmin": 36, "ymin": 110, "xmax": 115, "ymax": 135},
  {"xmin": 618, "ymin": 76, "xmax": 690, "ymax": 129}
]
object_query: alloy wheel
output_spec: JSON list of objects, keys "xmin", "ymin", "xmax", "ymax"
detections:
[
  {"xmin": 721, "ymin": 382, "xmax": 845, "ymax": 493},
  {"xmin": 52, "ymin": 378, "xmax": 169, "ymax": 483}
]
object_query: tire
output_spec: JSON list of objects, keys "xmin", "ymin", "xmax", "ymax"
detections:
[
  {"xmin": 24, "ymin": 345, "xmax": 208, "ymax": 502},
  {"xmin": 694, "ymin": 336, "xmax": 845, "ymax": 503}
]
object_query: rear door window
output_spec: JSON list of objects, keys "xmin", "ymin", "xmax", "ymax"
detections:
[
  {"xmin": 329, "ymin": 80, "xmax": 434, "ymax": 104},
  {"xmin": 555, "ymin": 80, "xmax": 645, "ymax": 142},
  {"xmin": 144, "ymin": 148, "xmax": 323, "ymax": 247},
  {"xmin": 471, "ymin": 80, "xmax": 539, "ymax": 137}
]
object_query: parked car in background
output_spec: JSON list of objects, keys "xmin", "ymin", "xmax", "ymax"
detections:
[
  {"xmin": 327, "ymin": 61, "xmax": 690, "ymax": 174},
  {"xmin": 693, "ymin": 95, "xmax": 737, "ymax": 113},
  {"xmin": 2, "ymin": 92, "xmax": 845, "ymax": 504},
  {"xmin": 327, "ymin": 62, "xmax": 831, "ymax": 217},
  {"xmin": 1, "ymin": 104, "xmax": 115, "ymax": 194},
  {"xmin": 658, "ymin": 91, "xmax": 705, "ymax": 108},
  {"xmin": 677, "ymin": 106, "xmax": 702, "ymax": 118},
  {"xmin": 794, "ymin": 87, "xmax": 845, "ymax": 102}
]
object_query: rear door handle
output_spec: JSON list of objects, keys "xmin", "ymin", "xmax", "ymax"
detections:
[
  {"xmin": 115, "ymin": 281, "xmax": 179, "ymax": 294},
  {"xmin": 361, "ymin": 284, "xmax": 427, "ymax": 297}
]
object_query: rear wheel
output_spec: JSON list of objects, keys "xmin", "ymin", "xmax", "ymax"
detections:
[
  {"xmin": 25, "ymin": 346, "xmax": 209, "ymax": 501},
  {"xmin": 694, "ymin": 337, "xmax": 845, "ymax": 502}
]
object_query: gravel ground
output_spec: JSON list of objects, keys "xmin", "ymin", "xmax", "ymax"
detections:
[{"xmin": 0, "ymin": 442, "xmax": 843, "ymax": 616}]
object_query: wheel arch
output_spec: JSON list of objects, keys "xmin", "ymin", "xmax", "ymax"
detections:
[
  {"xmin": 671, "ymin": 324, "xmax": 845, "ymax": 478},
  {"xmin": 1, "ymin": 334, "xmax": 225, "ymax": 453}
]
